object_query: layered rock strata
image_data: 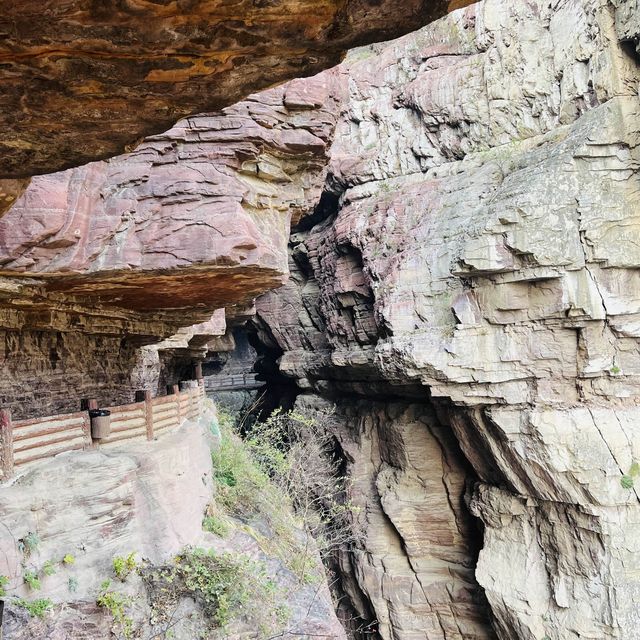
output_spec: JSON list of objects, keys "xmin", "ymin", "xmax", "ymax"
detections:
[
  {"xmin": 0, "ymin": 0, "xmax": 473, "ymax": 180},
  {"xmin": 295, "ymin": 394, "xmax": 493, "ymax": 639},
  {"xmin": 3, "ymin": 0, "xmax": 640, "ymax": 636},
  {"xmin": 252, "ymin": 0, "xmax": 640, "ymax": 637},
  {"xmin": 0, "ymin": 74, "xmax": 340, "ymax": 315},
  {"xmin": 0, "ymin": 75, "xmax": 340, "ymax": 417}
]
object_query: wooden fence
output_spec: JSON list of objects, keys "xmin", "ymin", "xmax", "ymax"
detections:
[
  {"xmin": 0, "ymin": 381, "xmax": 206, "ymax": 481},
  {"xmin": 204, "ymin": 372, "xmax": 264, "ymax": 392}
]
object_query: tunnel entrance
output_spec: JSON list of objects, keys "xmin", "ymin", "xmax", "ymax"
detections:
[{"xmin": 202, "ymin": 324, "xmax": 300, "ymax": 423}]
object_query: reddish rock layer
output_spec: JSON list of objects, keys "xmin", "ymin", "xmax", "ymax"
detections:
[
  {"xmin": 0, "ymin": 0, "xmax": 472, "ymax": 180},
  {"xmin": 0, "ymin": 74, "xmax": 341, "ymax": 331}
]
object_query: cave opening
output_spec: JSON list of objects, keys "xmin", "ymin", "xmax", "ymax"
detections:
[{"xmin": 203, "ymin": 323, "xmax": 300, "ymax": 425}]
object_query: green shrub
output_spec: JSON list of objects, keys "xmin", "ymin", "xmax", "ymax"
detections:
[
  {"xmin": 288, "ymin": 551, "xmax": 321, "ymax": 585},
  {"xmin": 211, "ymin": 407, "xmax": 361, "ymax": 581},
  {"xmin": 68, "ymin": 576, "xmax": 79, "ymax": 593},
  {"xmin": 113, "ymin": 552, "xmax": 137, "ymax": 581},
  {"xmin": 13, "ymin": 598, "xmax": 52, "ymax": 618},
  {"xmin": 19, "ymin": 532, "xmax": 40, "ymax": 558},
  {"xmin": 23, "ymin": 571, "xmax": 41, "ymax": 591},
  {"xmin": 621, "ymin": 475, "xmax": 634, "ymax": 489},
  {"xmin": 0, "ymin": 574, "xmax": 9, "ymax": 597},
  {"xmin": 211, "ymin": 423, "xmax": 272, "ymax": 518},
  {"xmin": 203, "ymin": 515, "xmax": 229, "ymax": 537},
  {"xmin": 62, "ymin": 554, "xmax": 75, "ymax": 566},
  {"xmin": 243, "ymin": 408, "xmax": 362, "ymax": 558},
  {"xmin": 141, "ymin": 547, "xmax": 286, "ymax": 632},
  {"xmin": 42, "ymin": 560, "xmax": 56, "ymax": 576},
  {"xmin": 97, "ymin": 580, "xmax": 134, "ymax": 640},
  {"xmin": 621, "ymin": 461, "xmax": 640, "ymax": 489}
]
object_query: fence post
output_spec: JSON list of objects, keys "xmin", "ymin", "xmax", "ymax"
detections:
[
  {"xmin": 80, "ymin": 412, "xmax": 93, "ymax": 449},
  {"xmin": 173, "ymin": 384, "xmax": 182, "ymax": 423},
  {"xmin": 81, "ymin": 398, "xmax": 99, "ymax": 411},
  {"xmin": 0, "ymin": 409, "xmax": 14, "ymax": 480},
  {"xmin": 135, "ymin": 390, "xmax": 154, "ymax": 441}
]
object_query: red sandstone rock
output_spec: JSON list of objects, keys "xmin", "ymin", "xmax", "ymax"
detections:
[
  {"xmin": 0, "ymin": 75, "xmax": 341, "ymax": 320},
  {"xmin": 0, "ymin": 0, "xmax": 470, "ymax": 180}
]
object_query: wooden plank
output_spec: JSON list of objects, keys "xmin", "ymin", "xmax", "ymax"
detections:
[
  {"xmin": 136, "ymin": 390, "xmax": 154, "ymax": 441},
  {"xmin": 14, "ymin": 431, "xmax": 85, "ymax": 454},
  {"xmin": 13, "ymin": 419, "xmax": 85, "ymax": 443},
  {"xmin": 99, "ymin": 428, "xmax": 147, "ymax": 447},
  {"xmin": 14, "ymin": 412, "xmax": 85, "ymax": 430},
  {"xmin": 108, "ymin": 418, "xmax": 147, "ymax": 440},
  {"xmin": 153, "ymin": 415, "xmax": 179, "ymax": 431},
  {"xmin": 81, "ymin": 412, "xmax": 93, "ymax": 449},
  {"xmin": 108, "ymin": 409, "xmax": 145, "ymax": 424},
  {"xmin": 0, "ymin": 409, "xmax": 14, "ymax": 480},
  {"xmin": 106, "ymin": 402, "xmax": 145, "ymax": 416},
  {"xmin": 14, "ymin": 439, "xmax": 85, "ymax": 466},
  {"xmin": 151, "ymin": 405, "xmax": 178, "ymax": 419}
]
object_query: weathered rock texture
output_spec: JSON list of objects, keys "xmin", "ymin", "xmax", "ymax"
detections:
[
  {"xmin": 3, "ymin": 0, "xmax": 640, "ymax": 637},
  {"xmin": 296, "ymin": 395, "xmax": 492, "ymax": 639},
  {"xmin": 0, "ymin": 408, "xmax": 345, "ymax": 640},
  {"xmin": 0, "ymin": 0, "xmax": 473, "ymax": 180},
  {"xmin": 0, "ymin": 415, "xmax": 213, "ymax": 637},
  {"xmin": 0, "ymin": 75, "xmax": 340, "ymax": 417},
  {"xmin": 0, "ymin": 74, "xmax": 340, "ymax": 317},
  {"xmin": 1, "ymin": 329, "xmax": 141, "ymax": 420},
  {"xmin": 251, "ymin": 0, "xmax": 640, "ymax": 638}
]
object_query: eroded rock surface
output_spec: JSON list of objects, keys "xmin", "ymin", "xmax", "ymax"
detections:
[
  {"xmin": 0, "ymin": 76, "xmax": 340, "ymax": 417},
  {"xmin": 0, "ymin": 0, "xmax": 472, "ymax": 180},
  {"xmin": 0, "ymin": 409, "xmax": 345, "ymax": 640},
  {"xmin": 3, "ymin": 0, "xmax": 640, "ymax": 637},
  {"xmin": 295, "ymin": 395, "xmax": 493, "ymax": 639},
  {"xmin": 252, "ymin": 0, "xmax": 640, "ymax": 637},
  {"xmin": 0, "ymin": 73, "xmax": 340, "ymax": 318}
]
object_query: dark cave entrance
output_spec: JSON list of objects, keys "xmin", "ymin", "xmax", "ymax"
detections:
[{"xmin": 202, "ymin": 323, "xmax": 299, "ymax": 424}]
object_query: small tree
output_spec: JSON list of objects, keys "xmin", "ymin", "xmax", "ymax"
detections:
[{"xmin": 243, "ymin": 408, "xmax": 362, "ymax": 560}]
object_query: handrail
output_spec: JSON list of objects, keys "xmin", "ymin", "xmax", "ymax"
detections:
[{"xmin": 0, "ymin": 380, "xmax": 206, "ymax": 481}]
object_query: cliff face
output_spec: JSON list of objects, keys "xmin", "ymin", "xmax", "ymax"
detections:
[
  {"xmin": 253, "ymin": 0, "xmax": 640, "ymax": 637},
  {"xmin": 3, "ymin": 0, "xmax": 640, "ymax": 638},
  {"xmin": 0, "ymin": 74, "xmax": 340, "ymax": 309},
  {"xmin": 0, "ymin": 0, "xmax": 474, "ymax": 182},
  {"xmin": 292, "ymin": 395, "xmax": 493, "ymax": 639},
  {"xmin": 0, "ymin": 75, "xmax": 340, "ymax": 417}
]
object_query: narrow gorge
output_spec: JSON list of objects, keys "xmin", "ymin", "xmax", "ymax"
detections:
[{"xmin": 1, "ymin": 0, "xmax": 640, "ymax": 639}]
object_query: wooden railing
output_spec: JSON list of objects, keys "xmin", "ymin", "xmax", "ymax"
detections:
[
  {"xmin": 0, "ymin": 381, "xmax": 206, "ymax": 481},
  {"xmin": 204, "ymin": 372, "xmax": 264, "ymax": 392}
]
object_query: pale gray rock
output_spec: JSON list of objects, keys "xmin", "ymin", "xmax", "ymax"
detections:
[{"xmin": 254, "ymin": 0, "xmax": 640, "ymax": 638}]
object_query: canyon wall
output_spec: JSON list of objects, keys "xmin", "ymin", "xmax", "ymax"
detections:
[
  {"xmin": 253, "ymin": 0, "xmax": 640, "ymax": 637},
  {"xmin": 2, "ymin": 0, "xmax": 640, "ymax": 638},
  {"xmin": 0, "ymin": 76, "xmax": 340, "ymax": 418},
  {"xmin": 293, "ymin": 394, "xmax": 493, "ymax": 639}
]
